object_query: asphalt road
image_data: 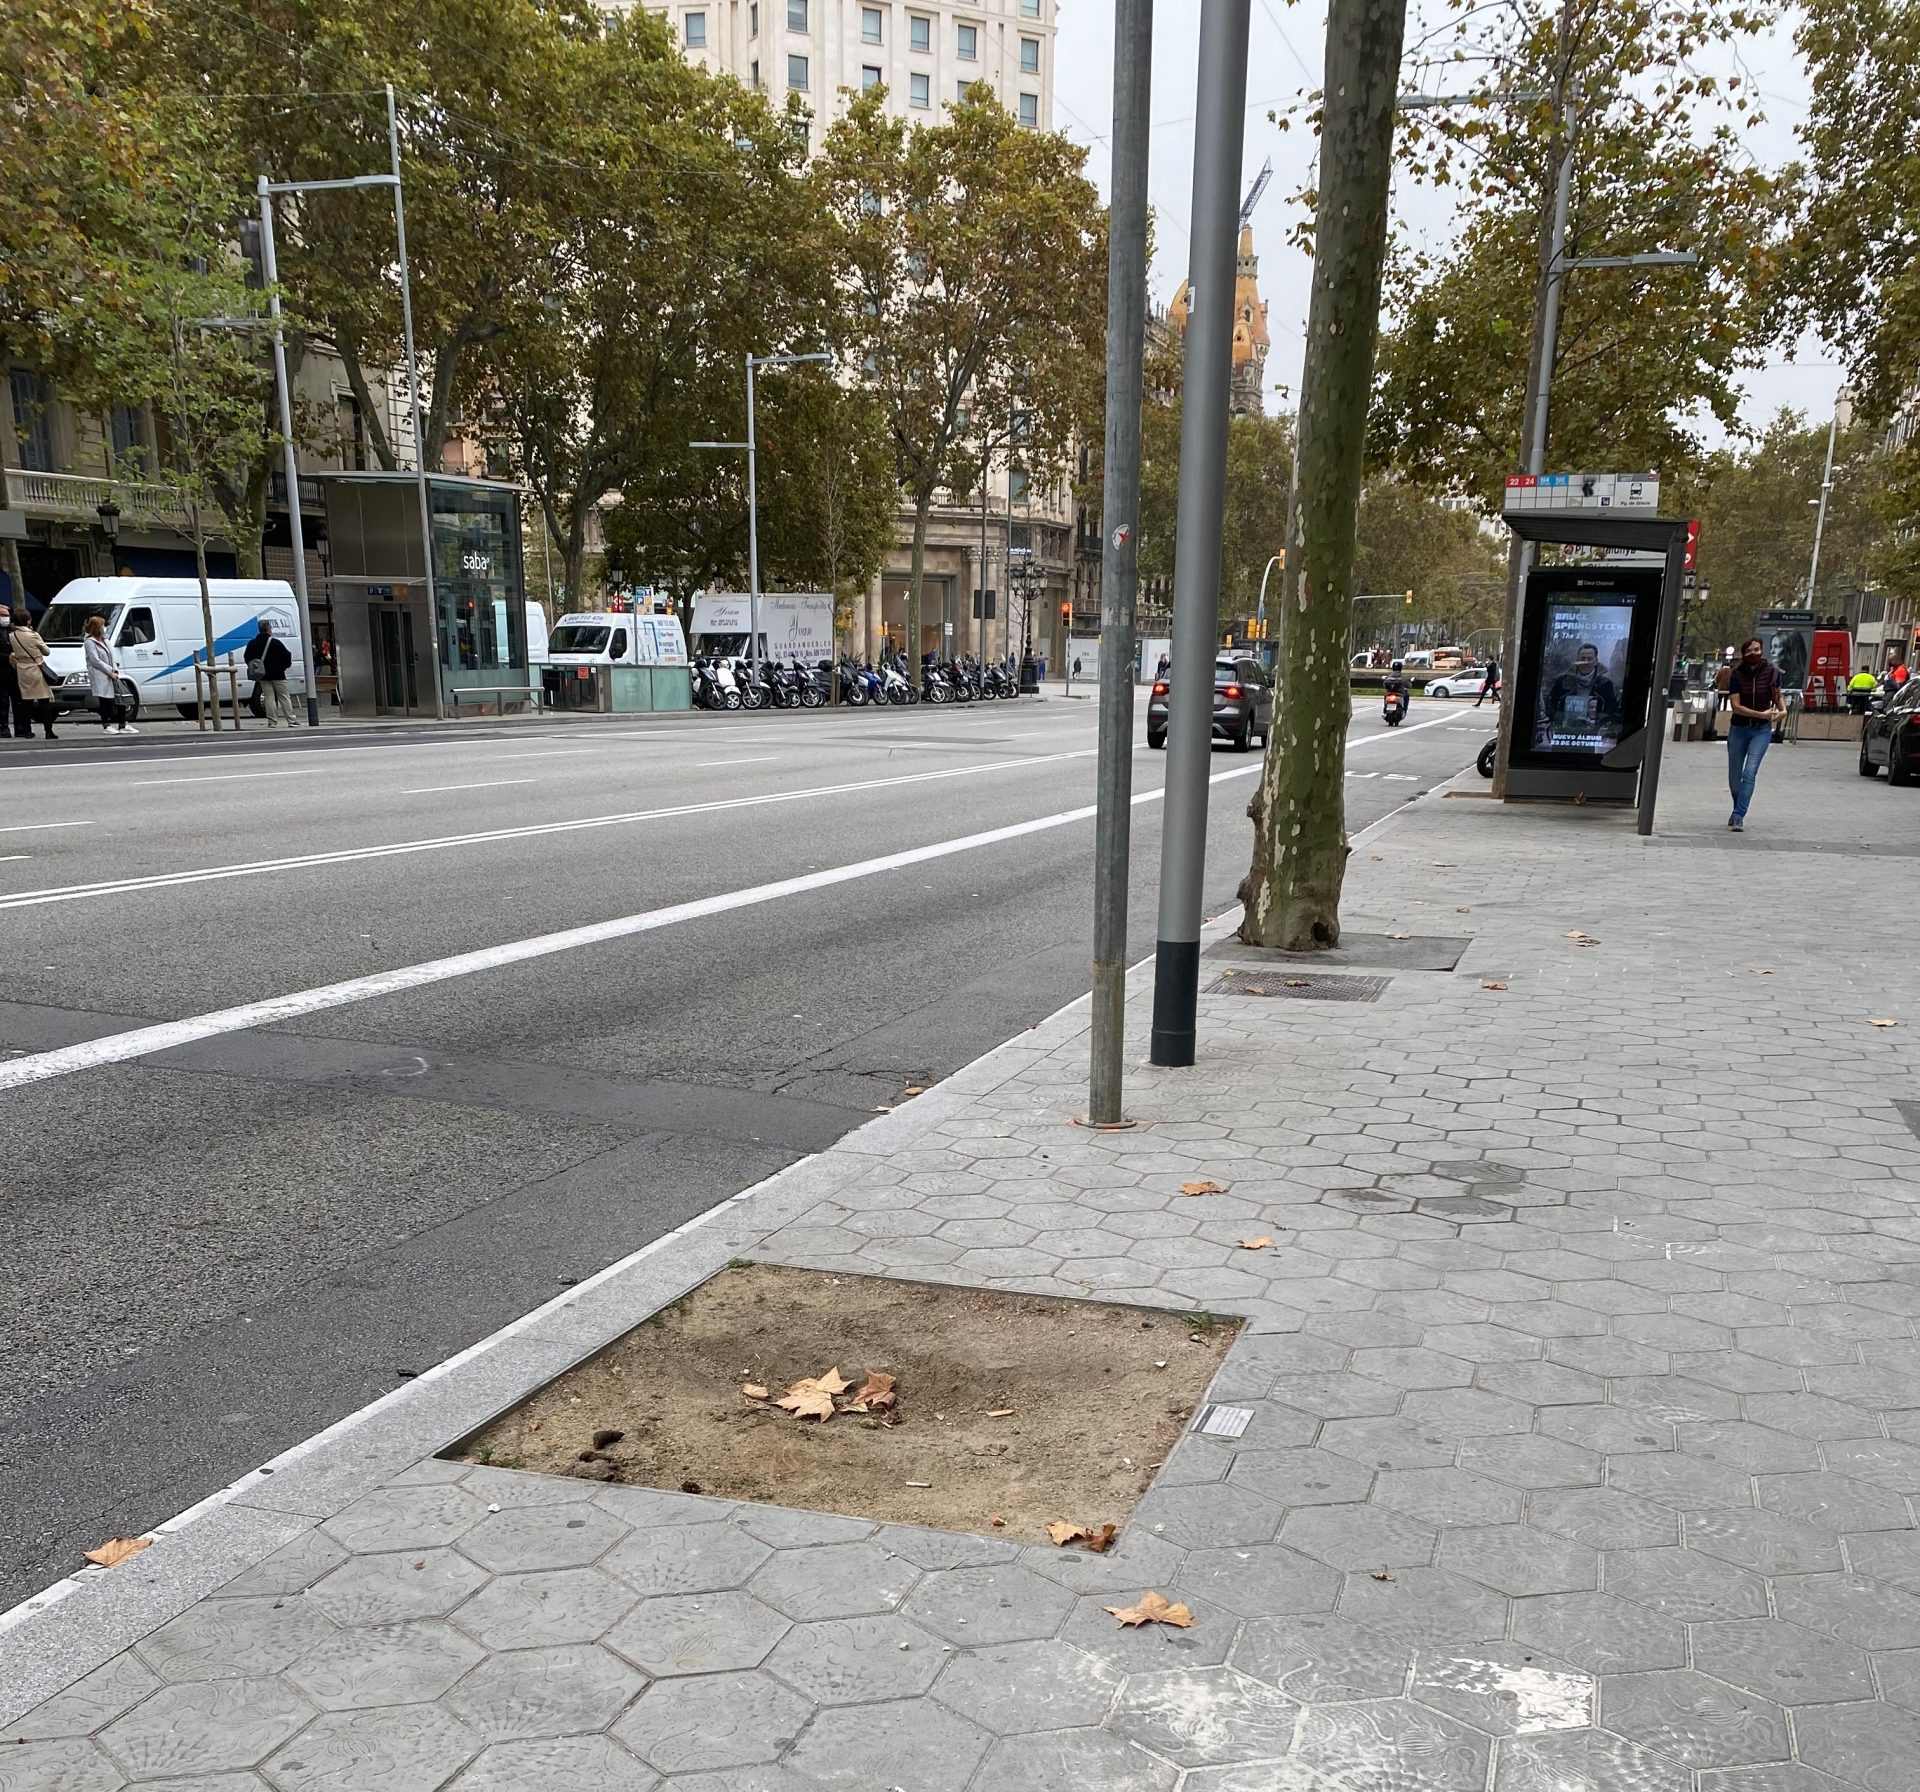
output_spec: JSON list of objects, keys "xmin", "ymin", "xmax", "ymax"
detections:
[{"xmin": 0, "ymin": 692, "xmax": 1483, "ymax": 1608}]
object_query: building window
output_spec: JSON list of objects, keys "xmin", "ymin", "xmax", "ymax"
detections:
[
  {"xmin": 788, "ymin": 52, "xmax": 808, "ymax": 88},
  {"xmin": 9, "ymin": 368, "xmax": 53, "ymax": 472},
  {"xmin": 684, "ymin": 9, "xmax": 707, "ymax": 45},
  {"xmin": 956, "ymin": 21, "xmax": 977, "ymax": 58},
  {"xmin": 749, "ymin": 1, "xmax": 758, "ymax": 34},
  {"xmin": 861, "ymin": 6, "xmax": 883, "ymax": 42},
  {"xmin": 787, "ymin": 0, "xmax": 807, "ymax": 29},
  {"xmin": 862, "ymin": 63, "xmax": 882, "ymax": 90},
  {"xmin": 956, "ymin": 78, "xmax": 973, "ymax": 103},
  {"xmin": 1010, "ymin": 466, "xmax": 1030, "ymax": 503},
  {"xmin": 1018, "ymin": 91, "xmax": 1038, "ymax": 127},
  {"xmin": 909, "ymin": 71, "xmax": 931, "ymax": 106},
  {"xmin": 909, "ymin": 12, "xmax": 931, "ymax": 51},
  {"xmin": 1019, "ymin": 34, "xmax": 1039, "ymax": 72},
  {"xmin": 109, "ymin": 404, "xmax": 151, "ymax": 476},
  {"xmin": 750, "ymin": 57, "xmax": 760, "ymax": 85},
  {"xmin": 1021, "ymin": 0, "xmax": 1041, "ymax": 14}
]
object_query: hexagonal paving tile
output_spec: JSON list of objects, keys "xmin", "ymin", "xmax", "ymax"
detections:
[
  {"xmin": 602, "ymin": 1524, "xmax": 773, "ymax": 1599},
  {"xmin": 1176, "ymin": 1544, "xmax": 1340, "ymax": 1619},
  {"xmin": 1510, "ymin": 1592, "xmax": 1686, "ymax": 1674},
  {"xmin": 101, "ymin": 1679, "xmax": 314, "ymax": 1779},
  {"xmin": 1437, "ymin": 1524, "xmax": 1598, "ymax": 1597},
  {"xmin": 745, "ymin": 1541, "xmax": 919, "ymax": 1620},
  {"xmin": 456, "ymin": 1502, "xmax": 628, "ymax": 1574},
  {"xmin": 220, "ymin": 1531, "xmax": 352, "ymax": 1599},
  {"xmin": 1756, "ymin": 1471, "xmax": 1913, "ymax": 1535},
  {"xmin": 612, "ymin": 1671, "xmax": 810, "ymax": 1773},
  {"xmin": 783, "ymin": 1699, "xmax": 988, "ymax": 1791},
  {"xmin": 762, "ymin": 1614, "xmax": 944, "ymax": 1703},
  {"xmin": 450, "ymin": 1565, "xmax": 636, "ymax": 1650},
  {"xmin": 1494, "ymin": 1729, "xmax": 1690, "ymax": 1792},
  {"xmin": 1771, "ymin": 1575, "xmax": 1920, "ymax": 1651},
  {"xmin": 604, "ymin": 1592, "xmax": 790, "ymax": 1678},
  {"xmin": 1125, "ymin": 1484, "xmax": 1283, "ymax": 1552},
  {"xmin": 320, "ymin": 1484, "xmax": 489, "ymax": 1554},
  {"xmin": 307, "ymin": 1549, "xmax": 490, "ymax": 1627},
  {"xmin": 1109, "ymin": 1666, "xmax": 1300, "ymax": 1766},
  {"xmin": 973, "ymin": 1728, "xmax": 1176, "ymax": 1792},
  {"xmin": 1226, "ymin": 1448, "xmax": 1376, "ymax": 1507},
  {"xmin": 1457, "ymin": 1435, "xmax": 1601, "ymax": 1490},
  {"xmin": 262, "ymin": 1704, "xmax": 480, "ymax": 1792},
  {"xmin": 1336, "ymin": 1566, "xmax": 1508, "ymax": 1645},
  {"xmin": 1290, "ymin": 1698, "xmax": 1491, "ymax": 1786},
  {"xmin": 1280, "ymin": 1506, "xmax": 1436, "ymax": 1574},
  {"xmin": 1231, "ymin": 1612, "xmax": 1414, "ymax": 1703},
  {"xmin": 1600, "ymin": 1668, "xmax": 1791, "ymax": 1769},
  {"xmin": 1602, "ymin": 1548, "xmax": 1768, "ymax": 1622},
  {"xmin": 5, "ymin": 1654, "xmax": 160, "ymax": 1740},
  {"xmin": 135, "ymin": 1596, "xmax": 339, "ymax": 1684},
  {"xmin": 1691, "ymin": 1619, "xmax": 1875, "ymax": 1707},
  {"xmin": 1318, "ymin": 1417, "xmax": 1458, "ymax": 1472},
  {"xmin": 1683, "ymin": 1508, "xmax": 1843, "ymax": 1576},
  {"xmin": 929, "ymin": 1638, "xmax": 1121, "ymax": 1733},
  {"xmin": 1410, "ymin": 1643, "xmax": 1595, "ymax": 1736},
  {"xmin": 1374, "ymin": 1467, "xmax": 1523, "ymax": 1528},
  {"xmin": 0, "ymin": 1739, "xmax": 126, "ymax": 1791},
  {"xmin": 1795, "ymin": 1699, "xmax": 1920, "ymax": 1791},
  {"xmin": 285, "ymin": 1618, "xmax": 483, "ymax": 1710},
  {"xmin": 440, "ymin": 1641, "xmax": 642, "ymax": 1742},
  {"xmin": 1056, "ymin": 1593, "xmax": 1235, "ymax": 1677},
  {"xmin": 901, "ymin": 1563, "xmax": 1076, "ymax": 1647},
  {"xmin": 1525, "ymin": 1488, "xmax": 1677, "ymax": 1551},
  {"xmin": 445, "ymin": 1734, "xmax": 658, "ymax": 1791}
]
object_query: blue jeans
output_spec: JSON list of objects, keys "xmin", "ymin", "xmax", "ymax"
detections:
[{"xmin": 1728, "ymin": 721, "xmax": 1771, "ymax": 820}]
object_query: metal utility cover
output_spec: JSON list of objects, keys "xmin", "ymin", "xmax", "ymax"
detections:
[
  {"xmin": 1206, "ymin": 970, "xmax": 1390, "ymax": 1003},
  {"xmin": 1210, "ymin": 932, "xmax": 1469, "ymax": 974}
]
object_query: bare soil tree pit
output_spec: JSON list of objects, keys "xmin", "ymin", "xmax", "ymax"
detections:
[{"xmin": 454, "ymin": 1264, "xmax": 1239, "ymax": 1542}]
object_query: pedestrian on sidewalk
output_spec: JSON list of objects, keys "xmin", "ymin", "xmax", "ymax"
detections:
[
  {"xmin": 1474, "ymin": 657, "xmax": 1500, "ymax": 708},
  {"xmin": 0, "ymin": 602, "xmax": 32, "ymax": 740},
  {"xmin": 1726, "ymin": 635, "xmax": 1784, "ymax": 832},
  {"xmin": 8, "ymin": 609, "xmax": 59, "ymax": 739},
  {"xmin": 1849, "ymin": 664, "xmax": 1879, "ymax": 716},
  {"xmin": 84, "ymin": 615, "xmax": 137, "ymax": 735},
  {"xmin": 244, "ymin": 618, "xmax": 295, "ymax": 727}
]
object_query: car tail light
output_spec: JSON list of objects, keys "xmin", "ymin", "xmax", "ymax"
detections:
[
  {"xmin": 1222, "ymin": 684, "xmax": 1243, "ymax": 699},
  {"xmin": 1151, "ymin": 681, "xmax": 1168, "ymax": 696}
]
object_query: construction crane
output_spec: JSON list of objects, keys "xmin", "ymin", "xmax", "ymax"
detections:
[{"xmin": 1238, "ymin": 158, "xmax": 1273, "ymax": 231}]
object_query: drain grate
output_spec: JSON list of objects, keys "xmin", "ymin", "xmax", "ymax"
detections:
[{"xmin": 1206, "ymin": 969, "xmax": 1390, "ymax": 1003}]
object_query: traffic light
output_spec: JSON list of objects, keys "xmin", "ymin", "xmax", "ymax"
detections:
[{"xmin": 1060, "ymin": 601, "xmax": 1071, "ymax": 624}]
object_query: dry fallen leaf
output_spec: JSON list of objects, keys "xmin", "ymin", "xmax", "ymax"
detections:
[
  {"xmin": 1869, "ymin": 1018, "xmax": 1899, "ymax": 1028},
  {"xmin": 741, "ymin": 1383, "xmax": 769, "ymax": 1401},
  {"xmin": 1106, "ymin": 1591, "xmax": 1195, "ymax": 1628},
  {"xmin": 987, "ymin": 1408, "xmax": 1015, "ymax": 1418},
  {"xmin": 1181, "ymin": 1180, "xmax": 1226, "ymax": 1197},
  {"xmin": 1051, "ymin": 1522, "xmax": 1120, "ymax": 1553},
  {"xmin": 989, "ymin": 1514, "xmax": 1006, "ymax": 1527},
  {"xmin": 776, "ymin": 1366, "xmax": 852, "ymax": 1421},
  {"xmin": 1370, "ymin": 854, "xmax": 1384, "ymax": 861},
  {"xmin": 84, "ymin": 1537, "xmax": 150, "ymax": 1570},
  {"xmin": 1084, "ymin": 1523, "xmax": 1118, "ymax": 1553},
  {"xmin": 1387, "ymin": 932, "xmax": 1412, "ymax": 941},
  {"xmin": 1282, "ymin": 977, "xmax": 1312, "ymax": 988},
  {"xmin": 1369, "ymin": 1567, "xmax": 1396, "ymax": 1582},
  {"xmin": 1481, "ymin": 981, "xmax": 1509, "ymax": 992},
  {"xmin": 904, "ymin": 1083, "xmax": 928, "ymax": 1096},
  {"xmin": 844, "ymin": 1370, "xmax": 898, "ymax": 1413},
  {"xmin": 1048, "ymin": 1522, "xmax": 1089, "ymax": 1546},
  {"xmin": 1239, "ymin": 1237, "xmax": 1276, "ymax": 1251},
  {"xmin": 1750, "ymin": 968, "xmax": 1773, "ymax": 976}
]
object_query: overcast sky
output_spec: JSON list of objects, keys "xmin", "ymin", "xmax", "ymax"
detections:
[{"xmin": 1049, "ymin": 0, "xmax": 1845, "ymax": 450}]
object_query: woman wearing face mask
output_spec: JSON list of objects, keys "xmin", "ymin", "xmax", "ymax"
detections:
[{"xmin": 1725, "ymin": 636, "xmax": 1784, "ymax": 832}]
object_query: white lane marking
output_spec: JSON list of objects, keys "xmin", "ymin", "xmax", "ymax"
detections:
[
  {"xmin": 0, "ymin": 821, "xmax": 93, "ymax": 834},
  {"xmin": 702, "ymin": 756, "xmax": 778, "ymax": 767},
  {"xmin": 0, "ymin": 855, "xmax": 29, "ymax": 864},
  {"xmin": 133, "ymin": 769, "xmax": 322, "ymax": 788},
  {"xmin": 0, "ymin": 760, "xmax": 1259, "ymax": 1092},
  {"xmin": 0, "ymin": 750, "xmax": 1096, "ymax": 914},
  {"xmin": 485, "ymin": 748, "xmax": 596, "ymax": 762},
  {"xmin": 400, "ymin": 778, "xmax": 536, "ymax": 796}
]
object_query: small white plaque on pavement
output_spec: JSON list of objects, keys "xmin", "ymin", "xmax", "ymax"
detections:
[{"xmin": 1192, "ymin": 1404, "xmax": 1255, "ymax": 1439}]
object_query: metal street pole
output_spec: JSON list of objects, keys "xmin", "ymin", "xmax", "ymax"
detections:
[
  {"xmin": 979, "ymin": 441, "xmax": 991, "ymax": 665},
  {"xmin": 1087, "ymin": 0, "xmax": 1154, "ymax": 1126},
  {"xmin": 386, "ymin": 86, "xmax": 444, "ymax": 720},
  {"xmin": 1255, "ymin": 553, "xmax": 1281, "ymax": 639},
  {"xmin": 745, "ymin": 353, "xmax": 762, "ymax": 677},
  {"xmin": 255, "ymin": 181, "xmax": 320, "ymax": 728},
  {"xmin": 1807, "ymin": 404, "xmax": 1839, "ymax": 606},
  {"xmin": 1149, "ymin": 0, "xmax": 1250, "ymax": 1069}
]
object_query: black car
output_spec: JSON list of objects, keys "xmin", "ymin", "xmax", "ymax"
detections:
[
  {"xmin": 1860, "ymin": 682, "xmax": 1920, "ymax": 785},
  {"xmin": 1146, "ymin": 655, "xmax": 1273, "ymax": 752}
]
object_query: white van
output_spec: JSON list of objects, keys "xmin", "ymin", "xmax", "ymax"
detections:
[
  {"xmin": 525, "ymin": 602, "xmax": 551, "ymax": 667},
  {"xmin": 33, "ymin": 577, "xmax": 304, "ymax": 722},
  {"xmin": 545, "ymin": 610, "xmax": 687, "ymax": 669}
]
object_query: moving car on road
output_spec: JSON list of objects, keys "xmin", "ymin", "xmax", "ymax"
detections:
[
  {"xmin": 1859, "ymin": 680, "xmax": 1920, "ymax": 786},
  {"xmin": 1427, "ymin": 668, "xmax": 1493, "ymax": 700},
  {"xmin": 1146, "ymin": 655, "xmax": 1273, "ymax": 752}
]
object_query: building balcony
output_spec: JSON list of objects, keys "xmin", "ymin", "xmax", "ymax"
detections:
[{"xmin": 12, "ymin": 468, "xmax": 191, "ymax": 532}]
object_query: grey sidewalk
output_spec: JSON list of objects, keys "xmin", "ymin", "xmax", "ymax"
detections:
[{"xmin": 6, "ymin": 739, "xmax": 1919, "ymax": 1791}]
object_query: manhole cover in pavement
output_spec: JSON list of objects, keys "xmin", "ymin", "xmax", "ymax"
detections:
[{"xmin": 1206, "ymin": 969, "xmax": 1390, "ymax": 1003}]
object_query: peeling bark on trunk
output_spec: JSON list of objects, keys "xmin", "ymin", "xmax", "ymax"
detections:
[{"xmin": 1238, "ymin": 0, "xmax": 1408, "ymax": 951}]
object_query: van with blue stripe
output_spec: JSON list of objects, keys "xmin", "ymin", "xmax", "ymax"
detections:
[{"xmin": 31, "ymin": 578, "xmax": 305, "ymax": 723}]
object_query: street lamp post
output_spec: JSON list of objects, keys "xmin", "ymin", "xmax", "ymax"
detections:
[
  {"xmin": 693, "ymin": 350, "xmax": 833, "ymax": 677},
  {"xmin": 94, "ymin": 501, "xmax": 121, "ymax": 575},
  {"xmin": 1255, "ymin": 552, "xmax": 1282, "ymax": 641}
]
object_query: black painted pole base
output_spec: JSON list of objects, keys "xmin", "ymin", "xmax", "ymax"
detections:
[{"xmin": 1149, "ymin": 937, "xmax": 1200, "ymax": 1067}]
